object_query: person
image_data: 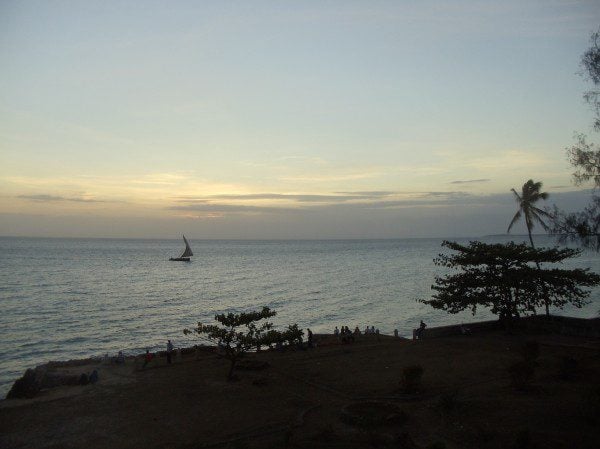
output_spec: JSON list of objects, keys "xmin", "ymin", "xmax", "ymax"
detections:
[
  {"xmin": 307, "ymin": 328, "xmax": 313, "ymax": 348},
  {"xmin": 354, "ymin": 326, "xmax": 361, "ymax": 335},
  {"xmin": 364, "ymin": 326, "xmax": 370, "ymax": 334},
  {"xmin": 143, "ymin": 349, "xmax": 153, "ymax": 368},
  {"xmin": 394, "ymin": 329, "xmax": 399, "ymax": 338},
  {"xmin": 166, "ymin": 340, "xmax": 174, "ymax": 364},
  {"xmin": 89, "ymin": 369, "xmax": 99, "ymax": 384},
  {"xmin": 116, "ymin": 350, "xmax": 125, "ymax": 364},
  {"xmin": 334, "ymin": 326, "xmax": 339, "ymax": 336},
  {"xmin": 370, "ymin": 326, "xmax": 375, "ymax": 334},
  {"xmin": 417, "ymin": 320, "xmax": 427, "ymax": 339}
]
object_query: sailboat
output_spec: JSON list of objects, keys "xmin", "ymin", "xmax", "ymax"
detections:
[{"xmin": 170, "ymin": 235, "xmax": 193, "ymax": 262}]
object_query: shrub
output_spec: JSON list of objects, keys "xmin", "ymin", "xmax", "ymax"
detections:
[
  {"xmin": 401, "ymin": 365, "xmax": 424, "ymax": 393},
  {"xmin": 508, "ymin": 360, "xmax": 535, "ymax": 391}
]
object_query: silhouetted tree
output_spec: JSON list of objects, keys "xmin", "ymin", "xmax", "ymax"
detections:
[
  {"xmin": 421, "ymin": 241, "xmax": 600, "ymax": 321},
  {"xmin": 550, "ymin": 29, "xmax": 600, "ymax": 251},
  {"xmin": 507, "ymin": 179, "xmax": 551, "ymax": 248},
  {"xmin": 184, "ymin": 307, "xmax": 276, "ymax": 380},
  {"xmin": 508, "ymin": 179, "xmax": 552, "ymax": 315}
]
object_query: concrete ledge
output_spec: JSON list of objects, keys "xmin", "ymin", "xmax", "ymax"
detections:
[{"xmin": 419, "ymin": 315, "xmax": 600, "ymax": 339}]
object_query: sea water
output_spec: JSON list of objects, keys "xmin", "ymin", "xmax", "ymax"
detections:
[{"xmin": 1, "ymin": 235, "xmax": 599, "ymax": 397}]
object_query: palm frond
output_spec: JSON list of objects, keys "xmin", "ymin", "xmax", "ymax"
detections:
[{"xmin": 507, "ymin": 210, "xmax": 522, "ymax": 233}]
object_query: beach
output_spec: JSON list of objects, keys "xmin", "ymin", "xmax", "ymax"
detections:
[{"xmin": 2, "ymin": 322, "xmax": 600, "ymax": 449}]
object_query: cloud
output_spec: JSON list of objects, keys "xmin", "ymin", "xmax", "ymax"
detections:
[
  {"xmin": 450, "ymin": 179, "xmax": 491, "ymax": 185},
  {"xmin": 169, "ymin": 191, "xmax": 482, "ymax": 215},
  {"xmin": 17, "ymin": 194, "xmax": 104, "ymax": 203},
  {"xmin": 170, "ymin": 203, "xmax": 301, "ymax": 214},
  {"xmin": 174, "ymin": 192, "xmax": 395, "ymax": 204}
]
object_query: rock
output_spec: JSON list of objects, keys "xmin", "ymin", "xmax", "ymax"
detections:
[{"xmin": 6, "ymin": 369, "xmax": 40, "ymax": 399}]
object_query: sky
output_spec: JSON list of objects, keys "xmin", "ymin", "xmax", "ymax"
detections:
[{"xmin": 1, "ymin": 0, "xmax": 599, "ymax": 239}]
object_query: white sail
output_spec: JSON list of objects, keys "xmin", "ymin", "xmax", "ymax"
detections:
[{"xmin": 180, "ymin": 235, "xmax": 193, "ymax": 258}]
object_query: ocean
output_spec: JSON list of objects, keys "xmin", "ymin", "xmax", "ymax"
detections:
[{"xmin": 1, "ymin": 235, "xmax": 599, "ymax": 397}]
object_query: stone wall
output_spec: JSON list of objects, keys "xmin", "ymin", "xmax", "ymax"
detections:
[{"xmin": 418, "ymin": 315, "xmax": 600, "ymax": 339}]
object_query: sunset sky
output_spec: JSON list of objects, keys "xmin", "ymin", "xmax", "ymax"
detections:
[{"xmin": 1, "ymin": 1, "xmax": 599, "ymax": 239}]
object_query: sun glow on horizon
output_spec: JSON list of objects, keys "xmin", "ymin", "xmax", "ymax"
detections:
[{"xmin": 1, "ymin": 1, "xmax": 599, "ymax": 238}]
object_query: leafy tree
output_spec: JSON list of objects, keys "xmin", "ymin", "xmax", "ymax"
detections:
[
  {"xmin": 184, "ymin": 306, "xmax": 277, "ymax": 380},
  {"xmin": 581, "ymin": 29, "xmax": 600, "ymax": 132},
  {"xmin": 550, "ymin": 29, "xmax": 600, "ymax": 250},
  {"xmin": 421, "ymin": 241, "xmax": 600, "ymax": 321},
  {"xmin": 550, "ymin": 195, "xmax": 600, "ymax": 251},
  {"xmin": 507, "ymin": 179, "xmax": 552, "ymax": 314}
]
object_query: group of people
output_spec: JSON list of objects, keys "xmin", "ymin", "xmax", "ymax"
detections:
[
  {"xmin": 141, "ymin": 339, "xmax": 177, "ymax": 369},
  {"xmin": 331, "ymin": 321, "xmax": 431, "ymax": 340},
  {"xmin": 333, "ymin": 325, "xmax": 356, "ymax": 343},
  {"xmin": 139, "ymin": 319, "xmax": 436, "ymax": 371}
]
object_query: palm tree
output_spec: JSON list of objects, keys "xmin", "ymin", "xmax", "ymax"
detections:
[
  {"xmin": 507, "ymin": 179, "xmax": 552, "ymax": 314},
  {"xmin": 508, "ymin": 180, "xmax": 552, "ymax": 247}
]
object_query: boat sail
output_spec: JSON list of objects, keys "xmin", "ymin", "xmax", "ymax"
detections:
[{"xmin": 170, "ymin": 235, "xmax": 193, "ymax": 262}]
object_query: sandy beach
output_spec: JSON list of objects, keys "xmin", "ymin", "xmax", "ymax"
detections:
[{"xmin": 1, "ymin": 324, "xmax": 600, "ymax": 449}]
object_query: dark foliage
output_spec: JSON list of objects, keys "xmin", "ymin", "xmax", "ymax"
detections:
[
  {"xmin": 421, "ymin": 241, "xmax": 600, "ymax": 319},
  {"xmin": 184, "ymin": 307, "xmax": 278, "ymax": 380},
  {"xmin": 550, "ymin": 29, "xmax": 600, "ymax": 250},
  {"xmin": 581, "ymin": 29, "xmax": 600, "ymax": 131},
  {"xmin": 550, "ymin": 193, "xmax": 600, "ymax": 252}
]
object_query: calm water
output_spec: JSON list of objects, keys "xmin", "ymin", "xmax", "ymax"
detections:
[{"xmin": 1, "ymin": 236, "xmax": 599, "ymax": 397}]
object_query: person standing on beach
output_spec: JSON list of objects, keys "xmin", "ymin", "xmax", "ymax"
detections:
[
  {"xmin": 143, "ymin": 349, "xmax": 153, "ymax": 368},
  {"xmin": 166, "ymin": 340, "xmax": 174, "ymax": 364},
  {"xmin": 307, "ymin": 328, "xmax": 313, "ymax": 348}
]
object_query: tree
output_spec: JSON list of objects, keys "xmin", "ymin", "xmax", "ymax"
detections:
[
  {"xmin": 421, "ymin": 241, "xmax": 600, "ymax": 321},
  {"xmin": 550, "ymin": 29, "xmax": 600, "ymax": 250},
  {"xmin": 507, "ymin": 179, "xmax": 551, "ymax": 249},
  {"xmin": 508, "ymin": 179, "xmax": 553, "ymax": 315},
  {"xmin": 581, "ymin": 29, "xmax": 600, "ymax": 132},
  {"xmin": 184, "ymin": 306, "xmax": 277, "ymax": 380}
]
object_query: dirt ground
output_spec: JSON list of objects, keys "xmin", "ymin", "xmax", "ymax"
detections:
[{"xmin": 1, "ymin": 331, "xmax": 599, "ymax": 449}]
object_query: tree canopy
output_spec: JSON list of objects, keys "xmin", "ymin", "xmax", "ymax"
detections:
[
  {"xmin": 421, "ymin": 241, "xmax": 600, "ymax": 320},
  {"xmin": 507, "ymin": 179, "xmax": 551, "ymax": 248},
  {"xmin": 550, "ymin": 29, "xmax": 600, "ymax": 250},
  {"xmin": 184, "ymin": 306, "xmax": 280, "ymax": 379}
]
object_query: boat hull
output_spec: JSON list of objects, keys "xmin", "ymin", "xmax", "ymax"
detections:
[{"xmin": 169, "ymin": 257, "xmax": 191, "ymax": 262}]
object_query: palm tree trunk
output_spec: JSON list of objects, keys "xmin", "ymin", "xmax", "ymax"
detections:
[{"xmin": 527, "ymin": 226, "xmax": 550, "ymax": 316}]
